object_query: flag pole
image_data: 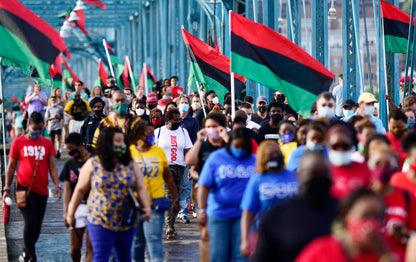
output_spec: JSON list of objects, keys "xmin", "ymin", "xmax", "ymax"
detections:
[
  {"xmin": 143, "ymin": 63, "xmax": 149, "ymax": 96},
  {"xmin": 409, "ymin": 20, "xmax": 416, "ymax": 97},
  {"xmin": 403, "ymin": 0, "xmax": 415, "ymax": 99},
  {"xmin": 103, "ymin": 39, "xmax": 115, "ymax": 77},
  {"xmin": 229, "ymin": 12, "xmax": 236, "ymax": 120},
  {"xmin": 125, "ymin": 56, "xmax": 136, "ymax": 90},
  {"xmin": 0, "ymin": 58, "xmax": 7, "ymax": 175},
  {"xmin": 195, "ymin": 79, "xmax": 207, "ymax": 117},
  {"xmin": 381, "ymin": 8, "xmax": 390, "ymax": 118}
]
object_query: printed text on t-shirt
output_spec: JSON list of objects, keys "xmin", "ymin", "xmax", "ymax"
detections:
[
  {"xmin": 170, "ymin": 135, "xmax": 177, "ymax": 162},
  {"xmin": 23, "ymin": 146, "xmax": 45, "ymax": 160},
  {"xmin": 219, "ymin": 165, "xmax": 255, "ymax": 179}
]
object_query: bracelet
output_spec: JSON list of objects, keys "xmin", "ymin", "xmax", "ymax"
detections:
[
  {"xmin": 173, "ymin": 198, "xmax": 179, "ymax": 202},
  {"xmin": 4, "ymin": 185, "xmax": 10, "ymax": 191},
  {"xmin": 198, "ymin": 208, "xmax": 207, "ymax": 214}
]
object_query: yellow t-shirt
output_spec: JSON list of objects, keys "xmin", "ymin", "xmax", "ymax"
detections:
[
  {"xmin": 280, "ymin": 141, "xmax": 298, "ymax": 165},
  {"xmin": 129, "ymin": 144, "xmax": 168, "ymax": 206}
]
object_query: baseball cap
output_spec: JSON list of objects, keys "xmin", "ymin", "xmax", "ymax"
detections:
[
  {"xmin": 358, "ymin": 92, "xmax": 377, "ymax": 104},
  {"xmin": 342, "ymin": 98, "xmax": 356, "ymax": 108},
  {"xmin": 146, "ymin": 93, "xmax": 158, "ymax": 103},
  {"xmin": 256, "ymin": 96, "xmax": 268, "ymax": 104}
]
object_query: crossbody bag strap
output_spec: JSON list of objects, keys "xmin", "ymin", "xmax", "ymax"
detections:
[{"xmin": 26, "ymin": 135, "xmax": 44, "ymax": 196}]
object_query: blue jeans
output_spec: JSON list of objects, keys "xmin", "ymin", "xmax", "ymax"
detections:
[
  {"xmin": 207, "ymin": 216, "xmax": 247, "ymax": 262},
  {"xmin": 87, "ymin": 221, "xmax": 136, "ymax": 262},
  {"xmin": 178, "ymin": 166, "xmax": 192, "ymax": 217},
  {"xmin": 132, "ymin": 209, "xmax": 165, "ymax": 262}
]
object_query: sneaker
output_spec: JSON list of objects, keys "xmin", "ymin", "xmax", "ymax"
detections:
[
  {"xmin": 166, "ymin": 226, "xmax": 177, "ymax": 239},
  {"xmin": 19, "ymin": 251, "xmax": 30, "ymax": 262},
  {"xmin": 177, "ymin": 215, "xmax": 190, "ymax": 224},
  {"xmin": 55, "ymin": 151, "xmax": 61, "ymax": 159},
  {"xmin": 192, "ymin": 211, "xmax": 197, "ymax": 218}
]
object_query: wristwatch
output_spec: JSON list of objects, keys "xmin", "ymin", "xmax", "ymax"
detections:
[{"xmin": 173, "ymin": 198, "xmax": 179, "ymax": 202}]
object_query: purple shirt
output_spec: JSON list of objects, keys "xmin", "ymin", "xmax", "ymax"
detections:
[{"xmin": 25, "ymin": 91, "xmax": 47, "ymax": 115}]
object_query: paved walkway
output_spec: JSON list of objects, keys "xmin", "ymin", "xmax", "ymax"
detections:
[{"xmin": 3, "ymin": 153, "xmax": 200, "ymax": 261}]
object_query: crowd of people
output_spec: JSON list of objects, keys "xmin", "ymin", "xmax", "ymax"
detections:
[{"xmin": 3, "ymin": 74, "xmax": 416, "ymax": 262}]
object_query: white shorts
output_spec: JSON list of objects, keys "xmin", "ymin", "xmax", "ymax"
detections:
[
  {"xmin": 64, "ymin": 115, "xmax": 69, "ymax": 125},
  {"xmin": 68, "ymin": 202, "xmax": 87, "ymax": 229}
]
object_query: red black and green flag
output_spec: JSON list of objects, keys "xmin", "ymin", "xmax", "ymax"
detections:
[
  {"xmin": 381, "ymin": 1, "xmax": 414, "ymax": 53},
  {"xmin": 49, "ymin": 56, "xmax": 63, "ymax": 88},
  {"xmin": 94, "ymin": 59, "xmax": 108, "ymax": 87},
  {"xmin": 61, "ymin": 55, "xmax": 81, "ymax": 92},
  {"xmin": 182, "ymin": 28, "xmax": 246, "ymax": 105},
  {"xmin": 75, "ymin": 10, "xmax": 89, "ymax": 35},
  {"xmin": 230, "ymin": 11, "xmax": 334, "ymax": 116},
  {"xmin": 104, "ymin": 40, "xmax": 122, "ymax": 65},
  {"xmin": 0, "ymin": 0, "xmax": 68, "ymax": 84},
  {"xmin": 83, "ymin": 0, "xmax": 107, "ymax": 9},
  {"xmin": 139, "ymin": 63, "xmax": 157, "ymax": 89},
  {"xmin": 119, "ymin": 57, "xmax": 138, "ymax": 90}
]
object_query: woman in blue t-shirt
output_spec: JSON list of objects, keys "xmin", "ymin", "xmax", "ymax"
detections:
[
  {"xmin": 240, "ymin": 140, "xmax": 299, "ymax": 258},
  {"xmin": 198, "ymin": 128, "xmax": 256, "ymax": 262}
]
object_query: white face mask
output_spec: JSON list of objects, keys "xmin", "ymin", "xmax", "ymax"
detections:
[
  {"xmin": 126, "ymin": 95, "xmax": 131, "ymax": 101},
  {"xmin": 212, "ymin": 97, "xmax": 219, "ymax": 105},
  {"xmin": 363, "ymin": 105, "xmax": 375, "ymax": 116},
  {"xmin": 343, "ymin": 109, "xmax": 354, "ymax": 118},
  {"xmin": 246, "ymin": 114, "xmax": 252, "ymax": 122},
  {"xmin": 191, "ymin": 102, "xmax": 201, "ymax": 111},
  {"xmin": 136, "ymin": 108, "xmax": 145, "ymax": 116},
  {"xmin": 328, "ymin": 149, "xmax": 354, "ymax": 166},
  {"xmin": 318, "ymin": 106, "xmax": 334, "ymax": 118}
]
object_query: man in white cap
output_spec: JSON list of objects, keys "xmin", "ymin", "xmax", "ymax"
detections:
[{"xmin": 344, "ymin": 92, "xmax": 385, "ymax": 134}]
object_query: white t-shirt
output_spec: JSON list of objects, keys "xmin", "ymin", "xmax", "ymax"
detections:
[{"xmin": 154, "ymin": 126, "xmax": 193, "ymax": 167}]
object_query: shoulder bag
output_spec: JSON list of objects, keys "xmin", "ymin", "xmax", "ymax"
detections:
[{"xmin": 16, "ymin": 136, "xmax": 44, "ymax": 208}]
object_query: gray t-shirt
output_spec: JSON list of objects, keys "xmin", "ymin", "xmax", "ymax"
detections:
[{"xmin": 45, "ymin": 105, "xmax": 64, "ymax": 131}]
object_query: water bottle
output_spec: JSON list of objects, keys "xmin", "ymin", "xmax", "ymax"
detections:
[{"xmin": 3, "ymin": 197, "xmax": 12, "ymax": 224}]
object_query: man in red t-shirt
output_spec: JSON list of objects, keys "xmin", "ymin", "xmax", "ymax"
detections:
[
  {"xmin": 168, "ymin": 76, "xmax": 184, "ymax": 98},
  {"xmin": 385, "ymin": 110, "xmax": 408, "ymax": 168},
  {"xmin": 2, "ymin": 112, "xmax": 61, "ymax": 261}
]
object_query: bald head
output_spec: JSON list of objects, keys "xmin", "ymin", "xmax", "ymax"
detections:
[{"xmin": 112, "ymin": 90, "xmax": 127, "ymax": 104}]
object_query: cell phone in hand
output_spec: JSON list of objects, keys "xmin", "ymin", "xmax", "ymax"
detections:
[{"xmin": 128, "ymin": 188, "xmax": 140, "ymax": 209}]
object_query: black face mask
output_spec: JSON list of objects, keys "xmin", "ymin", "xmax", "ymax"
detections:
[
  {"xmin": 275, "ymin": 94, "xmax": 286, "ymax": 103},
  {"xmin": 68, "ymin": 149, "xmax": 81, "ymax": 159},
  {"xmin": 170, "ymin": 122, "xmax": 181, "ymax": 130},
  {"xmin": 301, "ymin": 175, "xmax": 331, "ymax": 203},
  {"xmin": 271, "ymin": 114, "xmax": 282, "ymax": 124},
  {"xmin": 258, "ymin": 105, "xmax": 267, "ymax": 114},
  {"xmin": 94, "ymin": 109, "xmax": 103, "ymax": 117},
  {"xmin": 225, "ymin": 97, "xmax": 232, "ymax": 105},
  {"xmin": 148, "ymin": 103, "xmax": 157, "ymax": 110}
]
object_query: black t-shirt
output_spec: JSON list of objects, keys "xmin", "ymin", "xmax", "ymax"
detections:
[
  {"xmin": 258, "ymin": 122, "xmax": 280, "ymax": 141},
  {"xmin": 196, "ymin": 106, "xmax": 211, "ymax": 128},
  {"xmin": 251, "ymin": 113, "xmax": 270, "ymax": 125},
  {"xmin": 254, "ymin": 196, "xmax": 338, "ymax": 262},
  {"xmin": 198, "ymin": 139, "xmax": 225, "ymax": 173},
  {"xmin": 59, "ymin": 158, "xmax": 88, "ymax": 201}
]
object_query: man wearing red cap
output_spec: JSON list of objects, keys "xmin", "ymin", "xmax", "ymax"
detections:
[{"xmin": 146, "ymin": 93, "xmax": 161, "ymax": 111}]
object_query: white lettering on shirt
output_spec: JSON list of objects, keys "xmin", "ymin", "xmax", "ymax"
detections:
[
  {"xmin": 23, "ymin": 145, "xmax": 46, "ymax": 160},
  {"xmin": 218, "ymin": 165, "xmax": 255, "ymax": 179},
  {"xmin": 259, "ymin": 182, "xmax": 298, "ymax": 200}
]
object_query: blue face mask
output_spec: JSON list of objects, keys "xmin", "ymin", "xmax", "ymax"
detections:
[
  {"xmin": 229, "ymin": 145, "xmax": 248, "ymax": 159},
  {"xmin": 29, "ymin": 127, "xmax": 43, "ymax": 139},
  {"xmin": 407, "ymin": 118, "xmax": 415, "ymax": 129},
  {"xmin": 280, "ymin": 133, "xmax": 295, "ymax": 144},
  {"xmin": 146, "ymin": 135, "xmax": 155, "ymax": 145},
  {"xmin": 306, "ymin": 140, "xmax": 324, "ymax": 151},
  {"xmin": 179, "ymin": 103, "xmax": 189, "ymax": 113}
]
